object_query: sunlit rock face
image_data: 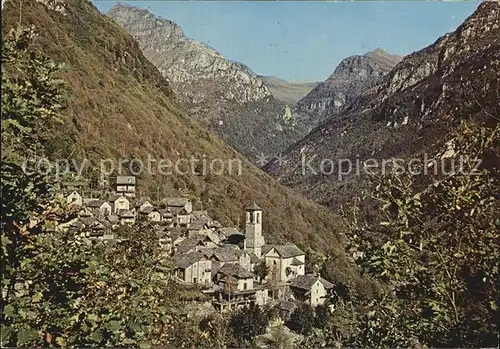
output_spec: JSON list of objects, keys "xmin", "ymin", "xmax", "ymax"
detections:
[
  {"xmin": 107, "ymin": 4, "xmax": 309, "ymax": 161},
  {"xmin": 294, "ymin": 49, "xmax": 402, "ymax": 130}
]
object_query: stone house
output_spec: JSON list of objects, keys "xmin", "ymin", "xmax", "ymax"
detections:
[
  {"xmin": 175, "ymin": 252, "xmax": 212, "ymax": 285},
  {"xmin": 289, "ymin": 274, "xmax": 334, "ymax": 307},
  {"xmin": 262, "ymin": 244, "xmax": 306, "ymax": 282},
  {"xmin": 116, "ymin": 176, "xmax": 136, "ymax": 197},
  {"xmin": 66, "ymin": 191, "xmax": 82, "ymax": 206}
]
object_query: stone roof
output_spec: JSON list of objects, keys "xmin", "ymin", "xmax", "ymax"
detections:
[
  {"xmin": 116, "ymin": 176, "xmax": 136, "ymax": 185},
  {"xmin": 217, "ymin": 263, "xmax": 254, "ymax": 279},
  {"xmin": 262, "ymin": 245, "xmax": 274, "ymax": 256},
  {"xmin": 291, "ymin": 257, "xmax": 304, "ymax": 266},
  {"xmin": 246, "ymin": 202, "xmax": 261, "ymax": 211},
  {"xmin": 167, "ymin": 197, "xmax": 190, "ymax": 207},
  {"xmin": 204, "ymin": 246, "xmax": 242, "ymax": 262},
  {"xmin": 176, "ymin": 252, "xmax": 207, "ymax": 269},
  {"xmin": 290, "ymin": 274, "xmax": 334, "ymax": 291},
  {"xmin": 190, "ymin": 210, "xmax": 208, "ymax": 220}
]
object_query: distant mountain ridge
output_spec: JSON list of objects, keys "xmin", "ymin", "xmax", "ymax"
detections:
[
  {"xmin": 107, "ymin": 4, "xmax": 308, "ymax": 162},
  {"xmin": 294, "ymin": 48, "xmax": 402, "ymax": 129},
  {"xmin": 265, "ymin": 2, "xmax": 499, "ymax": 209}
]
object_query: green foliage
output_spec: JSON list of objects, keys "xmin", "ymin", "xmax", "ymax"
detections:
[
  {"xmin": 286, "ymin": 303, "xmax": 315, "ymax": 335},
  {"xmin": 1, "ymin": 26, "xmax": 64, "ymax": 228},
  {"xmin": 0, "ymin": 26, "xmax": 185, "ymax": 348},
  {"xmin": 314, "ymin": 304, "xmax": 330, "ymax": 329},
  {"xmin": 339, "ymin": 121, "xmax": 500, "ymax": 347},
  {"xmin": 254, "ymin": 260, "xmax": 270, "ymax": 281},
  {"xmin": 230, "ymin": 304, "xmax": 271, "ymax": 345}
]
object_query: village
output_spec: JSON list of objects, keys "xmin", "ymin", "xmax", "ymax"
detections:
[{"xmin": 63, "ymin": 175, "xmax": 335, "ymax": 318}]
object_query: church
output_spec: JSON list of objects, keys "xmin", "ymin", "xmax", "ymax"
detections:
[{"xmin": 243, "ymin": 202, "xmax": 306, "ymax": 283}]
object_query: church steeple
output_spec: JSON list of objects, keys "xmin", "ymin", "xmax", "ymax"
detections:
[{"xmin": 245, "ymin": 202, "xmax": 265, "ymax": 258}]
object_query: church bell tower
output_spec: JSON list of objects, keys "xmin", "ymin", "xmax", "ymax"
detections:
[{"xmin": 245, "ymin": 202, "xmax": 265, "ymax": 258}]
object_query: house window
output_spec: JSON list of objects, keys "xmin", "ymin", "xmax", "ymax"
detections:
[
  {"xmin": 256, "ymin": 213, "xmax": 260, "ymax": 223},
  {"xmin": 244, "ymin": 283, "xmax": 247, "ymax": 290}
]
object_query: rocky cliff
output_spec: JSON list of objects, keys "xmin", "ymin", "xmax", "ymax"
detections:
[
  {"xmin": 294, "ymin": 49, "xmax": 402, "ymax": 129},
  {"xmin": 107, "ymin": 4, "xmax": 307, "ymax": 162},
  {"xmin": 265, "ymin": 2, "xmax": 499, "ymax": 209}
]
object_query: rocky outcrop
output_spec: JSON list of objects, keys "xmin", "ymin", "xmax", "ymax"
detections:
[
  {"xmin": 294, "ymin": 49, "xmax": 401, "ymax": 130},
  {"xmin": 108, "ymin": 4, "xmax": 307, "ymax": 161},
  {"xmin": 265, "ymin": 2, "xmax": 499, "ymax": 209}
]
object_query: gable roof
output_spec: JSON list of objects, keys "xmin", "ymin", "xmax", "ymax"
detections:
[
  {"xmin": 217, "ymin": 263, "xmax": 254, "ymax": 279},
  {"xmin": 134, "ymin": 197, "xmax": 153, "ymax": 207},
  {"xmin": 291, "ymin": 257, "xmax": 304, "ymax": 266},
  {"xmin": 290, "ymin": 274, "xmax": 334, "ymax": 291},
  {"xmin": 265, "ymin": 244, "xmax": 305, "ymax": 259},
  {"xmin": 246, "ymin": 202, "xmax": 261, "ymax": 211}
]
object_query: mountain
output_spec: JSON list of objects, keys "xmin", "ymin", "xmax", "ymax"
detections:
[
  {"xmin": 259, "ymin": 76, "xmax": 319, "ymax": 105},
  {"xmin": 265, "ymin": 2, "xmax": 499, "ymax": 210},
  {"xmin": 293, "ymin": 49, "xmax": 402, "ymax": 130},
  {"xmin": 1, "ymin": 0, "xmax": 352, "ymax": 256},
  {"xmin": 107, "ymin": 4, "xmax": 308, "ymax": 162}
]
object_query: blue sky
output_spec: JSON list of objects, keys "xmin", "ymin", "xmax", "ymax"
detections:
[{"xmin": 92, "ymin": 1, "xmax": 480, "ymax": 82}]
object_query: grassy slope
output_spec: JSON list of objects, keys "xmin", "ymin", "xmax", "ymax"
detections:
[
  {"xmin": 2, "ymin": 0, "xmax": 347, "ymax": 256},
  {"xmin": 259, "ymin": 76, "xmax": 318, "ymax": 105}
]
